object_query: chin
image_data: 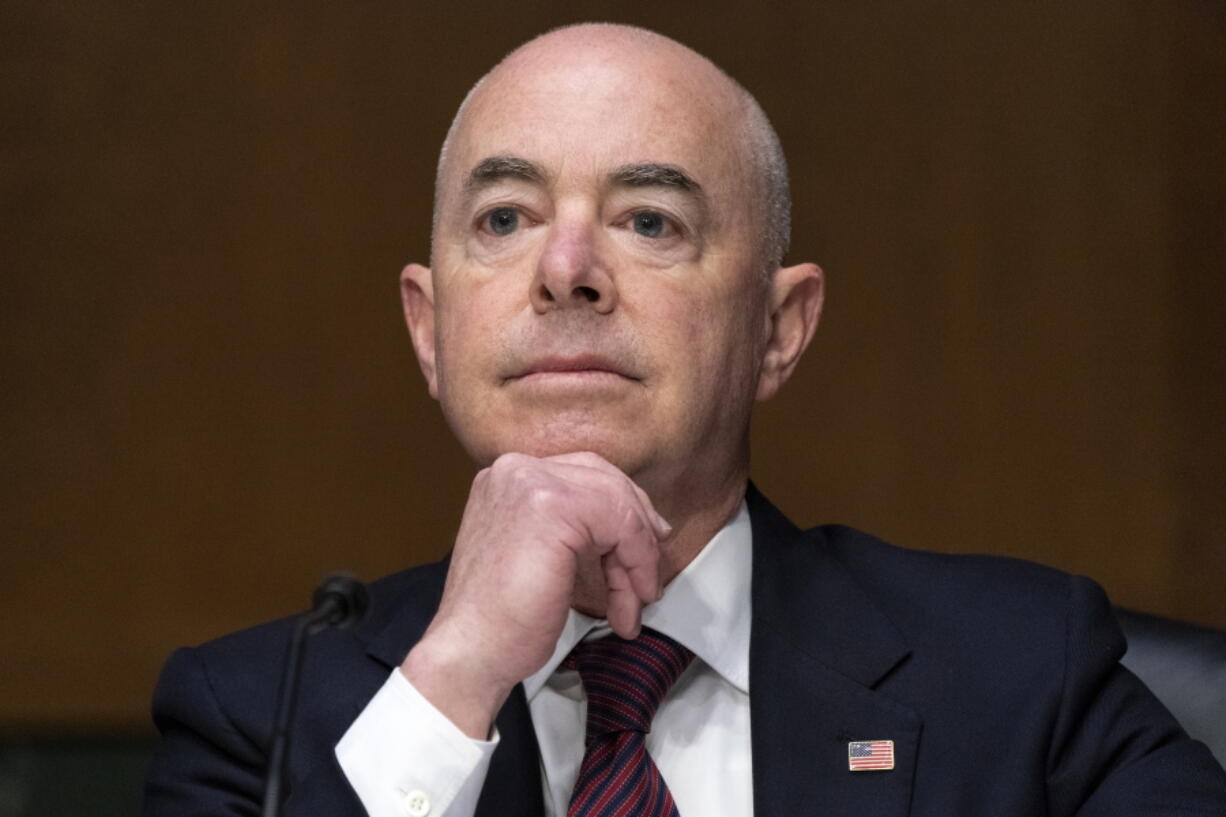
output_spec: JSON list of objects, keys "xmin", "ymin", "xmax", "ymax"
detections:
[
  {"xmin": 514, "ymin": 432, "xmax": 640, "ymax": 469},
  {"xmin": 471, "ymin": 417, "xmax": 652, "ymax": 475}
]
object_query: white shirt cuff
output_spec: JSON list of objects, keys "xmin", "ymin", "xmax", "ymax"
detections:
[{"xmin": 336, "ymin": 668, "xmax": 500, "ymax": 817}]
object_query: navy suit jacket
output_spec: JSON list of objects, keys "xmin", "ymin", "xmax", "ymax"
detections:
[{"xmin": 144, "ymin": 487, "xmax": 1226, "ymax": 815}]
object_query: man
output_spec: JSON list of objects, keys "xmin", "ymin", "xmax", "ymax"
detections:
[{"xmin": 144, "ymin": 23, "xmax": 1226, "ymax": 817}]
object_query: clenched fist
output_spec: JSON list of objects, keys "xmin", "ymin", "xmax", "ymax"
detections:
[{"xmin": 400, "ymin": 451, "xmax": 671, "ymax": 737}]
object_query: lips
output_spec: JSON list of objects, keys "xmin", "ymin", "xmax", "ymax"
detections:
[{"xmin": 508, "ymin": 354, "xmax": 639, "ymax": 381}]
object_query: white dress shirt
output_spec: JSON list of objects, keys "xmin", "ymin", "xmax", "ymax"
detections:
[{"xmin": 337, "ymin": 501, "xmax": 754, "ymax": 817}]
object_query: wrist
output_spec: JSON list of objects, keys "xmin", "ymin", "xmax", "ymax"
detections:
[{"xmin": 400, "ymin": 628, "xmax": 515, "ymax": 740}]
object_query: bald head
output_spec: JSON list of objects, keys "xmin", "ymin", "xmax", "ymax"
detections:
[{"xmin": 432, "ymin": 23, "xmax": 791, "ymax": 277}]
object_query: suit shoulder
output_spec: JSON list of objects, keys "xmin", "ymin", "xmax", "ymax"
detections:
[
  {"xmin": 153, "ymin": 559, "xmax": 449, "ymax": 742},
  {"xmin": 808, "ymin": 524, "xmax": 1109, "ymax": 648},
  {"xmin": 814, "ymin": 523, "xmax": 1081, "ymax": 598},
  {"xmin": 186, "ymin": 558, "xmax": 447, "ymax": 661}
]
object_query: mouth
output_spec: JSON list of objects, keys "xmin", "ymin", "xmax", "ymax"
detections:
[{"xmin": 507, "ymin": 354, "xmax": 640, "ymax": 383}]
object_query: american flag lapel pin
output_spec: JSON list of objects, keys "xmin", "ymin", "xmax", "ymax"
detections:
[{"xmin": 848, "ymin": 739, "xmax": 895, "ymax": 771}]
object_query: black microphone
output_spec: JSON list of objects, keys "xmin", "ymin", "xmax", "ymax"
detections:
[{"xmin": 261, "ymin": 574, "xmax": 370, "ymax": 817}]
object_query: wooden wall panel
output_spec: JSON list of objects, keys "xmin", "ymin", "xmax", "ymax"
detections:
[{"xmin": 1, "ymin": 1, "xmax": 1222, "ymax": 730}]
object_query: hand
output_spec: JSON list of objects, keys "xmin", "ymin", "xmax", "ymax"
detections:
[{"xmin": 400, "ymin": 451, "xmax": 671, "ymax": 737}]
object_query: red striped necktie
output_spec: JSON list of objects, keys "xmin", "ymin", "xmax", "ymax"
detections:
[{"xmin": 564, "ymin": 627, "xmax": 695, "ymax": 817}]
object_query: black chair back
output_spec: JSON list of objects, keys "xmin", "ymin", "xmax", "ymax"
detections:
[{"xmin": 1116, "ymin": 607, "xmax": 1226, "ymax": 767}]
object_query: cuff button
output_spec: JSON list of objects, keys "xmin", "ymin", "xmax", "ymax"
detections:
[{"xmin": 402, "ymin": 789, "xmax": 430, "ymax": 817}]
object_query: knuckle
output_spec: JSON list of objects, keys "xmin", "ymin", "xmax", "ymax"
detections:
[
  {"xmin": 510, "ymin": 464, "xmax": 542, "ymax": 491},
  {"xmin": 490, "ymin": 454, "xmax": 542, "ymax": 489},
  {"xmin": 525, "ymin": 483, "xmax": 561, "ymax": 512},
  {"xmin": 490, "ymin": 452, "xmax": 526, "ymax": 473}
]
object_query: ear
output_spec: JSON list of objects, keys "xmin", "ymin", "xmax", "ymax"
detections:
[
  {"xmin": 756, "ymin": 262, "xmax": 824, "ymax": 401},
  {"xmin": 400, "ymin": 263, "xmax": 440, "ymax": 399}
]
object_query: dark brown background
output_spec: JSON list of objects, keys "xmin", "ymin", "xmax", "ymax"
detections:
[{"xmin": 2, "ymin": 2, "xmax": 1223, "ymax": 733}]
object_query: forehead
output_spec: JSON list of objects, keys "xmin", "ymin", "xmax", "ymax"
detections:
[{"xmin": 444, "ymin": 44, "xmax": 748, "ymax": 195}]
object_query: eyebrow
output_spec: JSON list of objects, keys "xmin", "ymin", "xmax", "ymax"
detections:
[
  {"xmin": 464, "ymin": 156, "xmax": 548, "ymax": 192},
  {"xmin": 610, "ymin": 163, "xmax": 709, "ymax": 223},
  {"xmin": 460, "ymin": 157, "xmax": 708, "ymax": 216},
  {"xmin": 608, "ymin": 162, "xmax": 702, "ymax": 195}
]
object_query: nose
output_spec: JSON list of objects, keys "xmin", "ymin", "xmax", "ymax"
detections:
[{"xmin": 529, "ymin": 220, "xmax": 617, "ymax": 315}]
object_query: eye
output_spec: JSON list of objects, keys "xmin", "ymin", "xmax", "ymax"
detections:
[
  {"xmin": 632, "ymin": 210, "xmax": 667, "ymax": 238},
  {"xmin": 485, "ymin": 207, "xmax": 519, "ymax": 236}
]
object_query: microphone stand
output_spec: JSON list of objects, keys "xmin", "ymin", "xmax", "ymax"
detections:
[{"xmin": 261, "ymin": 574, "xmax": 369, "ymax": 817}]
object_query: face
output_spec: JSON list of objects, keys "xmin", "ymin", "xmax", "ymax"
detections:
[{"xmin": 403, "ymin": 34, "xmax": 819, "ymax": 500}]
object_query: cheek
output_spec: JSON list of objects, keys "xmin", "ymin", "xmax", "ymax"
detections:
[
  {"xmin": 649, "ymin": 294, "xmax": 761, "ymax": 397},
  {"xmin": 433, "ymin": 311, "xmax": 493, "ymax": 413},
  {"xmin": 434, "ymin": 272, "xmax": 520, "ymax": 370}
]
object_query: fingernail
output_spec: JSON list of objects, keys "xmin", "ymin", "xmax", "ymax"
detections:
[{"xmin": 656, "ymin": 514, "xmax": 672, "ymax": 537}]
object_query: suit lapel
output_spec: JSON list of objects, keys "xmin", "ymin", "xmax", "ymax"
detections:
[
  {"xmin": 747, "ymin": 486, "xmax": 921, "ymax": 817},
  {"xmin": 360, "ymin": 557, "xmax": 545, "ymax": 816}
]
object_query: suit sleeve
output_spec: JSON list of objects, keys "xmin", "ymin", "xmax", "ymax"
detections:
[
  {"xmin": 1046, "ymin": 576, "xmax": 1226, "ymax": 815},
  {"xmin": 143, "ymin": 645, "xmax": 376, "ymax": 817},
  {"xmin": 142, "ymin": 646, "xmax": 267, "ymax": 816},
  {"xmin": 143, "ymin": 644, "xmax": 501, "ymax": 817}
]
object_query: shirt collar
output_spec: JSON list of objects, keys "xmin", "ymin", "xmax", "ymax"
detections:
[{"xmin": 522, "ymin": 499, "xmax": 752, "ymax": 698}]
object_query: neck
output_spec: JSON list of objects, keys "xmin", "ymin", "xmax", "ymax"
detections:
[{"xmin": 654, "ymin": 472, "xmax": 749, "ymax": 583}]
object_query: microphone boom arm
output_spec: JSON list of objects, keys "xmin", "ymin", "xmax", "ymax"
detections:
[{"xmin": 261, "ymin": 574, "xmax": 369, "ymax": 817}]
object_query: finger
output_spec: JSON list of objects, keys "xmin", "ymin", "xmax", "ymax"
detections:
[
  {"xmin": 554, "ymin": 504, "xmax": 659, "ymax": 605},
  {"xmin": 602, "ymin": 514, "xmax": 661, "ymax": 605},
  {"xmin": 546, "ymin": 452, "xmax": 672, "ymax": 538},
  {"xmin": 625, "ymin": 479, "xmax": 671, "ymax": 539},
  {"xmin": 603, "ymin": 560, "xmax": 643, "ymax": 639},
  {"xmin": 532, "ymin": 459, "xmax": 663, "ymax": 559},
  {"xmin": 510, "ymin": 457, "xmax": 661, "ymax": 603},
  {"xmin": 549, "ymin": 492, "xmax": 659, "ymax": 606}
]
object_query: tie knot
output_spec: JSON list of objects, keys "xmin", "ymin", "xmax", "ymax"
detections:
[{"xmin": 566, "ymin": 627, "xmax": 694, "ymax": 739}]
